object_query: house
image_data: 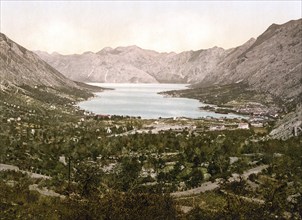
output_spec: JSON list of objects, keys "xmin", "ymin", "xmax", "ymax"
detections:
[
  {"xmin": 97, "ymin": 114, "xmax": 111, "ymax": 119},
  {"xmin": 251, "ymin": 122, "xmax": 263, "ymax": 127},
  {"xmin": 209, "ymin": 126, "xmax": 217, "ymax": 131},
  {"xmin": 238, "ymin": 123, "xmax": 249, "ymax": 129},
  {"xmin": 106, "ymin": 127, "xmax": 112, "ymax": 134},
  {"xmin": 59, "ymin": 156, "xmax": 67, "ymax": 165},
  {"xmin": 209, "ymin": 125, "xmax": 226, "ymax": 131},
  {"xmin": 7, "ymin": 118, "xmax": 15, "ymax": 123}
]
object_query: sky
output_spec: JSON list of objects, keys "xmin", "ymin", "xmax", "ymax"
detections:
[{"xmin": 0, "ymin": 1, "xmax": 301, "ymax": 54}]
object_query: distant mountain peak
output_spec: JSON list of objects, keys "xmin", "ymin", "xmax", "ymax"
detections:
[
  {"xmin": 116, "ymin": 45, "xmax": 141, "ymax": 50},
  {"xmin": 98, "ymin": 47, "xmax": 113, "ymax": 54},
  {"xmin": 82, "ymin": 51, "xmax": 94, "ymax": 55},
  {"xmin": 51, "ymin": 51, "xmax": 61, "ymax": 56}
]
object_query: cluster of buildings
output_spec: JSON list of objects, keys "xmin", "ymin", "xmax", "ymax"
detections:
[{"xmin": 234, "ymin": 103, "xmax": 280, "ymax": 119}]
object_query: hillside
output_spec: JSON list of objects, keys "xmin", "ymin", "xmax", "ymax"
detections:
[
  {"xmin": 0, "ymin": 33, "xmax": 101, "ymax": 104},
  {"xmin": 199, "ymin": 19, "xmax": 302, "ymax": 105},
  {"xmin": 0, "ymin": 33, "xmax": 77, "ymax": 88},
  {"xmin": 269, "ymin": 104, "xmax": 302, "ymax": 139}
]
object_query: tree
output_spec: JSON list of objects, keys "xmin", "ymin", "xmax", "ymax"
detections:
[
  {"xmin": 118, "ymin": 157, "xmax": 142, "ymax": 191},
  {"xmin": 74, "ymin": 161, "xmax": 103, "ymax": 197},
  {"xmin": 208, "ymin": 151, "xmax": 229, "ymax": 176},
  {"xmin": 188, "ymin": 168, "xmax": 204, "ymax": 188}
]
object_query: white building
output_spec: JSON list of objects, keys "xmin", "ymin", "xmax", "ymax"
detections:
[{"xmin": 238, "ymin": 123, "xmax": 249, "ymax": 129}]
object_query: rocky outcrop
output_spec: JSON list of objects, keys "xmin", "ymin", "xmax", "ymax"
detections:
[{"xmin": 269, "ymin": 104, "xmax": 302, "ymax": 140}]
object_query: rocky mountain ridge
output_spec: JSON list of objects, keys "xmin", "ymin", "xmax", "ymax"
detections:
[
  {"xmin": 0, "ymin": 33, "xmax": 77, "ymax": 88},
  {"xmin": 0, "ymin": 33, "xmax": 99, "ymax": 102},
  {"xmin": 35, "ymin": 44, "xmax": 230, "ymax": 84},
  {"xmin": 199, "ymin": 19, "xmax": 302, "ymax": 104},
  {"xmin": 36, "ymin": 19, "xmax": 301, "ymax": 105}
]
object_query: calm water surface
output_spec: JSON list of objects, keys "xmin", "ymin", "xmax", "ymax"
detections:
[{"xmin": 78, "ymin": 83, "xmax": 243, "ymax": 119}]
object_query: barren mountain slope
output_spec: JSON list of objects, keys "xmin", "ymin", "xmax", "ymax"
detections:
[
  {"xmin": 0, "ymin": 33, "xmax": 77, "ymax": 88},
  {"xmin": 0, "ymin": 33, "xmax": 99, "ymax": 102},
  {"xmin": 36, "ymin": 46, "xmax": 229, "ymax": 84},
  {"xmin": 200, "ymin": 19, "xmax": 302, "ymax": 103}
]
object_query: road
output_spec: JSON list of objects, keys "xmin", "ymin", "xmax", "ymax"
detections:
[
  {"xmin": 0, "ymin": 163, "xmax": 51, "ymax": 179},
  {"xmin": 171, "ymin": 165, "xmax": 268, "ymax": 198}
]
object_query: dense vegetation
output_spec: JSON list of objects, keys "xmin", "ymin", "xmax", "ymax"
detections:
[{"xmin": 0, "ymin": 85, "xmax": 301, "ymax": 219}]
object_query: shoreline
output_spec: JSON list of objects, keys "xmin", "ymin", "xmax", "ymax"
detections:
[{"xmin": 75, "ymin": 83, "xmax": 249, "ymax": 120}]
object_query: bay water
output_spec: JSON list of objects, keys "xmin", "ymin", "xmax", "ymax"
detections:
[{"xmin": 78, "ymin": 83, "xmax": 243, "ymax": 119}]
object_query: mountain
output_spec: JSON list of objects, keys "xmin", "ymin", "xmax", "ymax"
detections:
[
  {"xmin": 199, "ymin": 19, "xmax": 302, "ymax": 104},
  {"xmin": 35, "ymin": 46, "xmax": 157, "ymax": 83},
  {"xmin": 35, "ymin": 19, "xmax": 301, "ymax": 105},
  {"xmin": 35, "ymin": 45, "xmax": 229, "ymax": 84},
  {"xmin": 0, "ymin": 33, "xmax": 100, "ymax": 103},
  {"xmin": 0, "ymin": 33, "xmax": 78, "ymax": 88}
]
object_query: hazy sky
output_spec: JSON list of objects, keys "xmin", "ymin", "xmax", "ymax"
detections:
[{"xmin": 1, "ymin": 1, "xmax": 301, "ymax": 54}]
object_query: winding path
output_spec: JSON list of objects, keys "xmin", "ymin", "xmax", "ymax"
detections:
[
  {"xmin": 171, "ymin": 165, "xmax": 268, "ymax": 198},
  {"xmin": 0, "ymin": 163, "xmax": 51, "ymax": 179}
]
